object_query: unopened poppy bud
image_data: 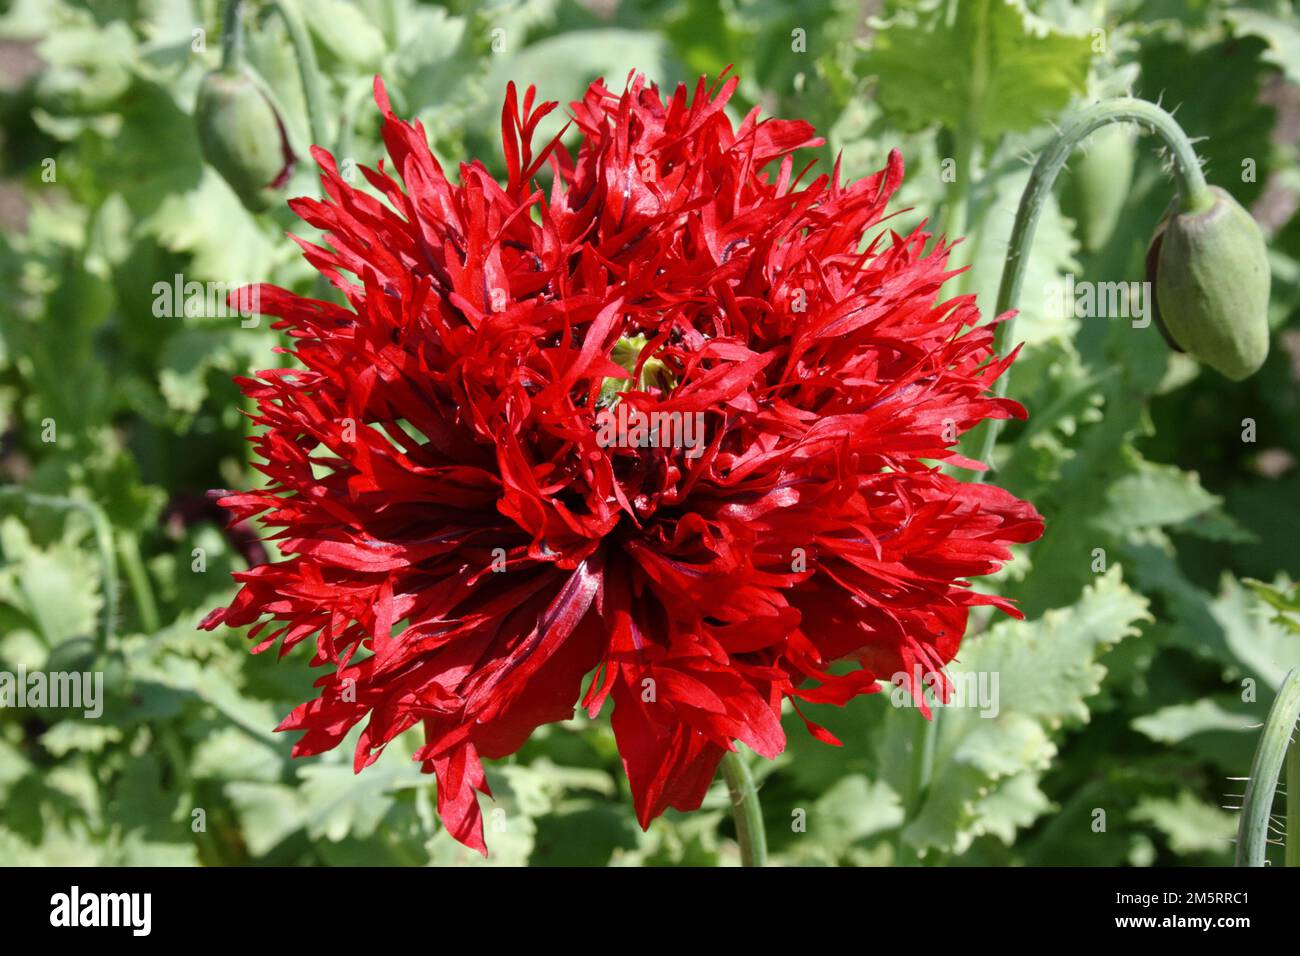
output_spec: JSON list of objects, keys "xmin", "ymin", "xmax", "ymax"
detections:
[
  {"xmin": 194, "ymin": 68, "xmax": 295, "ymax": 212},
  {"xmin": 1063, "ymin": 124, "xmax": 1136, "ymax": 253},
  {"xmin": 1146, "ymin": 186, "xmax": 1270, "ymax": 381}
]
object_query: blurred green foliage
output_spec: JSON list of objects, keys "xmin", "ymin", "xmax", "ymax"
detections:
[{"xmin": 0, "ymin": 0, "xmax": 1298, "ymax": 866}]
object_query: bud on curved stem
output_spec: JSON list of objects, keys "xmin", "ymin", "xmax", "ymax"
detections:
[
  {"xmin": 1147, "ymin": 186, "xmax": 1270, "ymax": 380},
  {"xmin": 195, "ymin": 67, "xmax": 296, "ymax": 212},
  {"xmin": 962, "ymin": 98, "xmax": 1265, "ymax": 481},
  {"xmin": 202, "ymin": 0, "xmax": 333, "ymax": 213}
]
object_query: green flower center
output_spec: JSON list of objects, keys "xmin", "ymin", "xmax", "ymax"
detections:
[{"xmin": 598, "ymin": 334, "xmax": 673, "ymax": 407}]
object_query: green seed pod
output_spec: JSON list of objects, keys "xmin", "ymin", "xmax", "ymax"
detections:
[
  {"xmin": 194, "ymin": 68, "xmax": 295, "ymax": 212},
  {"xmin": 1063, "ymin": 123, "xmax": 1136, "ymax": 253},
  {"xmin": 1146, "ymin": 186, "xmax": 1270, "ymax": 381}
]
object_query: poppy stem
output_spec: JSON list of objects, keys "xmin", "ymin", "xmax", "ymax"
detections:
[
  {"xmin": 1235, "ymin": 667, "xmax": 1300, "ymax": 866},
  {"xmin": 897, "ymin": 706, "xmax": 939, "ymax": 865},
  {"xmin": 720, "ymin": 749, "xmax": 768, "ymax": 866},
  {"xmin": 963, "ymin": 98, "xmax": 1211, "ymax": 482},
  {"xmin": 261, "ymin": 0, "xmax": 334, "ymax": 303},
  {"xmin": 218, "ymin": 1, "xmax": 330, "ymax": 155},
  {"xmin": 1288, "ymin": 727, "xmax": 1300, "ymax": 868},
  {"xmin": 117, "ymin": 530, "xmax": 159, "ymax": 634},
  {"xmin": 220, "ymin": 0, "xmax": 246, "ymax": 71},
  {"xmin": 264, "ymin": 0, "xmax": 332, "ymax": 150}
]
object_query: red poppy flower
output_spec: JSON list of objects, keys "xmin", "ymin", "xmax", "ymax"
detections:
[{"xmin": 201, "ymin": 71, "xmax": 1044, "ymax": 854}]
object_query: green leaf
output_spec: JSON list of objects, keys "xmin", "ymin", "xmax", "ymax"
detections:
[
  {"xmin": 806, "ymin": 774, "xmax": 904, "ymax": 850},
  {"xmin": 225, "ymin": 781, "xmax": 306, "ymax": 856},
  {"xmin": 0, "ymin": 740, "xmax": 32, "ymax": 797},
  {"xmin": 529, "ymin": 799, "xmax": 640, "ymax": 866},
  {"xmin": 190, "ymin": 726, "xmax": 285, "ymax": 783},
  {"xmin": 1095, "ymin": 455, "xmax": 1220, "ymax": 535},
  {"xmin": 966, "ymin": 565, "xmax": 1151, "ymax": 727},
  {"xmin": 306, "ymin": 0, "xmax": 388, "ymax": 70},
  {"xmin": 33, "ymin": 20, "xmax": 136, "ymax": 115},
  {"xmin": 1243, "ymin": 578, "xmax": 1300, "ymax": 634},
  {"xmin": 116, "ymin": 833, "xmax": 200, "ymax": 866},
  {"xmin": 298, "ymin": 761, "xmax": 428, "ymax": 842},
  {"xmin": 861, "ymin": 0, "xmax": 1093, "ymax": 142},
  {"xmin": 146, "ymin": 170, "xmax": 283, "ymax": 284},
  {"xmin": 1133, "ymin": 697, "xmax": 1260, "ymax": 743},
  {"xmin": 1205, "ymin": 575, "xmax": 1300, "ymax": 691},
  {"xmin": 1146, "ymin": 567, "xmax": 1300, "ymax": 694},
  {"xmin": 0, "ymin": 516, "xmax": 101, "ymax": 648},
  {"xmin": 899, "ymin": 712, "xmax": 1053, "ymax": 854},
  {"xmin": 480, "ymin": 29, "xmax": 675, "ymax": 148},
  {"xmin": 39, "ymin": 722, "xmax": 123, "ymax": 757},
  {"xmin": 968, "ymin": 772, "xmax": 1052, "ymax": 847},
  {"xmin": 899, "ymin": 567, "xmax": 1150, "ymax": 854},
  {"xmin": 1132, "ymin": 791, "xmax": 1235, "ymax": 857},
  {"xmin": 1225, "ymin": 9, "xmax": 1300, "ymax": 85},
  {"xmin": 79, "ymin": 77, "xmax": 205, "ymax": 219},
  {"xmin": 997, "ymin": 343, "xmax": 1106, "ymax": 497}
]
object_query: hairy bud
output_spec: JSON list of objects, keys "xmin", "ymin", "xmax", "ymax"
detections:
[{"xmin": 1147, "ymin": 186, "xmax": 1270, "ymax": 380}]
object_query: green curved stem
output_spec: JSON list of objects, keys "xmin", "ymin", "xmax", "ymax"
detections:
[
  {"xmin": 963, "ymin": 98, "xmax": 1212, "ymax": 481},
  {"xmin": 266, "ymin": 0, "xmax": 331, "ymax": 150},
  {"xmin": 218, "ymin": 0, "xmax": 329, "ymax": 149},
  {"xmin": 1236, "ymin": 667, "xmax": 1300, "ymax": 866},
  {"xmin": 720, "ymin": 749, "xmax": 767, "ymax": 866}
]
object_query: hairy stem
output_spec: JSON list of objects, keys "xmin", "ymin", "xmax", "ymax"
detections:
[
  {"xmin": 962, "ymin": 98, "xmax": 1212, "ymax": 481},
  {"xmin": 1236, "ymin": 667, "xmax": 1300, "ymax": 866},
  {"xmin": 266, "ymin": 0, "xmax": 331, "ymax": 149},
  {"xmin": 1288, "ymin": 729, "xmax": 1300, "ymax": 868},
  {"xmin": 720, "ymin": 748, "xmax": 767, "ymax": 866}
]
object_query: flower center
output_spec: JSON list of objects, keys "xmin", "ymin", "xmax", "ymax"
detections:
[{"xmin": 598, "ymin": 334, "xmax": 673, "ymax": 407}]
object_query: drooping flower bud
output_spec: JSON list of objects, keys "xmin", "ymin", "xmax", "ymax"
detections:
[
  {"xmin": 194, "ymin": 68, "xmax": 295, "ymax": 212},
  {"xmin": 1146, "ymin": 186, "xmax": 1270, "ymax": 381}
]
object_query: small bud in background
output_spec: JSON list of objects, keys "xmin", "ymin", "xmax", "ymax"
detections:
[
  {"xmin": 1146, "ymin": 186, "xmax": 1270, "ymax": 381},
  {"xmin": 194, "ymin": 68, "xmax": 295, "ymax": 213},
  {"xmin": 1061, "ymin": 124, "xmax": 1135, "ymax": 253}
]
